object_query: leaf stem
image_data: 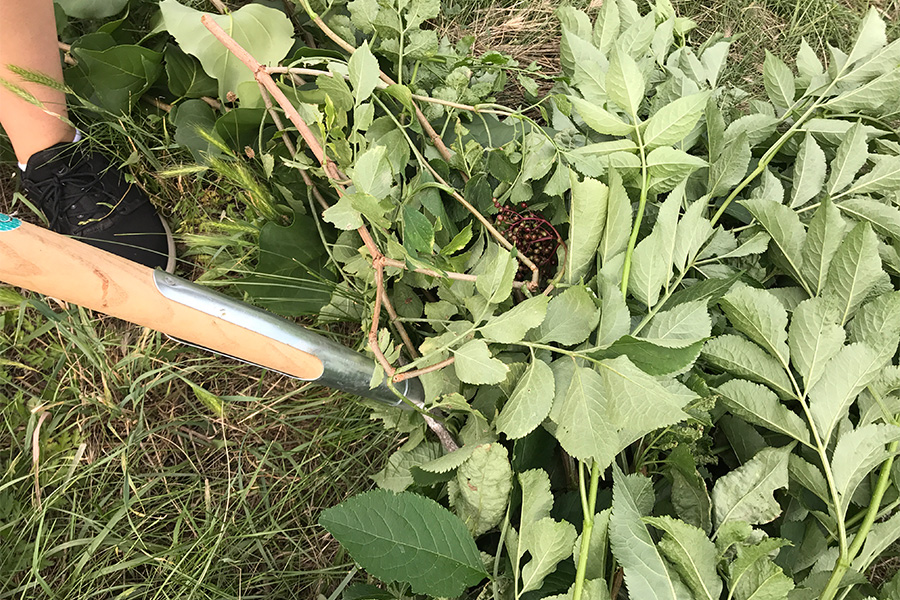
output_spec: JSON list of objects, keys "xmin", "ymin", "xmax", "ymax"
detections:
[
  {"xmin": 572, "ymin": 460, "xmax": 601, "ymax": 600},
  {"xmin": 620, "ymin": 129, "xmax": 649, "ymax": 297}
]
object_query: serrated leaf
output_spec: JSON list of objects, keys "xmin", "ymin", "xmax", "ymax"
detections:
[
  {"xmin": 796, "ymin": 39, "xmax": 823, "ymax": 91},
  {"xmin": 667, "ymin": 446, "xmax": 712, "ymax": 533},
  {"xmin": 725, "ymin": 114, "xmax": 780, "ymax": 147},
  {"xmin": 832, "ymin": 423, "xmax": 900, "ymax": 516},
  {"xmin": 520, "ymin": 518, "xmax": 578, "ymax": 593},
  {"xmin": 353, "ymin": 145, "xmax": 393, "ymax": 198},
  {"xmin": 847, "ymin": 7, "xmax": 888, "ymax": 67},
  {"xmin": 448, "ymin": 443, "xmax": 512, "ymax": 536},
  {"xmin": 630, "ymin": 193, "xmax": 680, "ymax": 307},
  {"xmin": 645, "ymin": 516, "xmax": 722, "ymax": 600},
  {"xmin": 159, "ymin": 1, "xmax": 293, "ymax": 102},
  {"xmin": 642, "ymin": 300, "xmax": 711, "ymax": 348},
  {"xmin": 496, "ymin": 358, "xmax": 555, "ymax": 439},
  {"xmin": 567, "ymin": 174, "xmax": 609, "ymax": 283},
  {"xmin": 672, "ymin": 199, "xmax": 714, "ymax": 273},
  {"xmin": 729, "ymin": 539, "xmax": 794, "ymax": 600},
  {"xmin": 319, "ymin": 490, "xmax": 487, "ymax": 596},
  {"xmin": 453, "ymin": 340, "xmax": 509, "ymax": 385},
  {"xmin": 536, "ymin": 286, "xmax": 600, "ymax": 345},
  {"xmin": 664, "ymin": 273, "xmax": 741, "ymax": 311},
  {"xmin": 710, "ymin": 132, "xmax": 751, "ymax": 197},
  {"xmin": 852, "ymin": 511, "xmax": 900, "ymax": 573},
  {"xmin": 610, "ymin": 469, "xmax": 693, "ymax": 600},
  {"xmin": 480, "ymin": 295, "xmax": 550, "ymax": 344},
  {"xmin": 837, "ymin": 197, "xmax": 900, "ymax": 242},
  {"xmin": 570, "ymin": 97, "xmax": 633, "ymax": 136},
  {"xmin": 702, "ymin": 335, "xmax": 793, "ymax": 397},
  {"xmin": 802, "ymin": 197, "xmax": 849, "ymax": 295},
  {"xmin": 374, "ymin": 442, "xmax": 443, "ymax": 491},
  {"xmin": 593, "ymin": 0, "xmax": 620, "ymax": 53},
  {"xmin": 823, "ymin": 222, "xmax": 884, "ymax": 325},
  {"xmin": 642, "ymin": 91, "xmax": 711, "ymax": 150},
  {"xmin": 712, "ymin": 445, "xmax": 792, "ymax": 530},
  {"xmin": 849, "ymin": 291, "xmax": 900, "ymax": 358},
  {"xmin": 788, "ymin": 454, "xmax": 829, "ymax": 502},
  {"xmin": 808, "ymin": 342, "xmax": 884, "ymax": 443},
  {"xmin": 416, "ymin": 444, "xmax": 479, "ymax": 474},
  {"xmin": 348, "ymin": 41, "xmax": 380, "ymax": 105},
  {"xmin": 844, "ymin": 155, "xmax": 900, "ymax": 197},
  {"xmin": 323, "ymin": 195, "xmax": 364, "ymax": 230},
  {"xmin": 402, "ymin": 205, "xmax": 433, "ymax": 254},
  {"xmin": 790, "ymin": 297, "xmax": 846, "ymax": 393},
  {"xmin": 647, "ymin": 147, "xmax": 708, "ymax": 193},
  {"xmin": 763, "ymin": 50, "xmax": 795, "ymax": 110},
  {"xmin": 827, "ymin": 123, "xmax": 868, "ymax": 195},
  {"xmin": 742, "ymin": 197, "xmax": 808, "ymax": 290},
  {"xmin": 600, "ymin": 168, "xmax": 632, "ymax": 265},
  {"xmin": 824, "ymin": 68, "xmax": 900, "ymax": 114},
  {"xmin": 566, "ymin": 33, "xmax": 610, "ymax": 103},
  {"xmin": 554, "ymin": 365, "xmax": 617, "ymax": 464},
  {"xmin": 441, "ymin": 222, "xmax": 473, "ymax": 256},
  {"xmin": 789, "ymin": 134, "xmax": 826, "ymax": 209},
  {"xmin": 606, "ymin": 46, "xmax": 645, "ymax": 118},
  {"xmin": 720, "ymin": 286, "xmax": 790, "ymax": 367},
  {"xmin": 717, "ymin": 379, "xmax": 809, "ymax": 444},
  {"xmin": 475, "ymin": 244, "xmax": 517, "ymax": 304},
  {"xmin": 597, "ymin": 337, "xmax": 704, "ymax": 376}
]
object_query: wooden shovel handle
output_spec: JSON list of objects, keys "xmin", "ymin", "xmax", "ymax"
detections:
[{"xmin": 0, "ymin": 216, "xmax": 324, "ymax": 380}]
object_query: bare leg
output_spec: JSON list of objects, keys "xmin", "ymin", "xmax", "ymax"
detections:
[{"xmin": 0, "ymin": 0, "xmax": 75, "ymax": 164}]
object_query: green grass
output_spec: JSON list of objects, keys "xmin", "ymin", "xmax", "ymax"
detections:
[{"xmin": 0, "ymin": 295, "xmax": 394, "ymax": 599}]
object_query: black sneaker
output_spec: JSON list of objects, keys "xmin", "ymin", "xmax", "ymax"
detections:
[{"xmin": 20, "ymin": 141, "xmax": 176, "ymax": 272}]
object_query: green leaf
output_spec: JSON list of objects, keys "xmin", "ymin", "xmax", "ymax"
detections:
[
  {"xmin": 852, "ymin": 511, "xmax": 900, "ymax": 573},
  {"xmin": 606, "ymin": 46, "xmax": 645, "ymax": 118},
  {"xmin": 808, "ymin": 342, "xmax": 884, "ymax": 443},
  {"xmin": 449, "ymin": 443, "xmax": 513, "ymax": 536},
  {"xmin": 475, "ymin": 244, "xmax": 518, "ymax": 304},
  {"xmin": 789, "ymin": 298, "xmax": 844, "ymax": 390},
  {"xmin": 823, "ymin": 222, "xmax": 884, "ymax": 325},
  {"xmin": 188, "ymin": 381, "xmax": 225, "ymax": 419},
  {"xmin": 352, "ymin": 145, "xmax": 393, "ymax": 198},
  {"xmin": 570, "ymin": 97, "xmax": 633, "ymax": 136},
  {"xmin": 70, "ymin": 44, "xmax": 163, "ymax": 114},
  {"xmin": 480, "ymin": 295, "xmax": 550, "ymax": 344},
  {"xmin": 566, "ymin": 33, "xmax": 610, "ymax": 103},
  {"xmin": 837, "ymin": 197, "xmax": 900, "ymax": 242},
  {"xmin": 453, "ymin": 340, "xmax": 509, "ymax": 385},
  {"xmin": 824, "ymin": 68, "xmax": 900, "ymax": 114},
  {"xmin": 644, "ymin": 516, "xmax": 722, "ymax": 600},
  {"xmin": 717, "ymin": 380, "xmax": 809, "ymax": 444},
  {"xmin": 672, "ymin": 199, "xmax": 714, "ymax": 273},
  {"xmin": 701, "ymin": 335, "xmax": 793, "ymax": 397},
  {"xmin": 729, "ymin": 539, "xmax": 794, "ymax": 600},
  {"xmin": 520, "ymin": 518, "xmax": 578, "ymax": 593},
  {"xmin": 664, "ymin": 273, "xmax": 741, "ymax": 311},
  {"xmin": 415, "ymin": 444, "xmax": 479, "ymax": 475},
  {"xmin": 847, "ymin": 7, "xmax": 888, "ymax": 67},
  {"xmin": 573, "ymin": 510, "xmax": 612, "ymax": 580},
  {"xmin": 641, "ymin": 91, "xmax": 710, "ymax": 150},
  {"xmin": 496, "ymin": 358, "xmax": 555, "ymax": 439},
  {"xmin": 742, "ymin": 198, "xmax": 808, "ymax": 290},
  {"xmin": 402, "ymin": 206, "xmax": 434, "ymax": 254},
  {"xmin": 801, "ymin": 197, "xmax": 849, "ymax": 295},
  {"xmin": 711, "ymin": 445, "xmax": 792, "ymax": 530},
  {"xmin": 323, "ymin": 196, "xmax": 364, "ymax": 230},
  {"xmin": 405, "ymin": 0, "xmax": 441, "ymax": 29},
  {"xmin": 763, "ymin": 50, "xmax": 795, "ymax": 109},
  {"xmin": 554, "ymin": 365, "xmax": 618, "ymax": 465},
  {"xmin": 164, "ymin": 44, "xmax": 218, "ymax": 99},
  {"xmin": 849, "ymin": 291, "xmax": 900, "ymax": 357},
  {"xmin": 536, "ymin": 286, "xmax": 600, "ymax": 345},
  {"xmin": 319, "ymin": 490, "xmax": 487, "ymax": 597},
  {"xmin": 172, "ymin": 99, "xmax": 219, "ymax": 163},
  {"xmin": 600, "ymin": 168, "xmax": 632, "ymax": 265},
  {"xmin": 720, "ymin": 286, "xmax": 790, "ymax": 367},
  {"xmin": 441, "ymin": 222, "xmax": 473, "ymax": 256},
  {"xmin": 844, "ymin": 155, "xmax": 900, "ymax": 197},
  {"xmin": 159, "ymin": 1, "xmax": 294, "ymax": 102},
  {"xmin": 827, "ymin": 123, "xmax": 868, "ymax": 195},
  {"xmin": 642, "ymin": 300, "xmax": 711, "ymax": 348},
  {"xmin": 56, "ymin": 0, "xmax": 127, "ymax": 18},
  {"xmin": 630, "ymin": 193, "xmax": 680, "ymax": 307},
  {"xmin": 610, "ymin": 469, "xmax": 693, "ymax": 600},
  {"xmin": 796, "ymin": 39, "xmax": 824, "ymax": 91},
  {"xmin": 667, "ymin": 446, "xmax": 712, "ymax": 533},
  {"xmin": 832, "ymin": 423, "xmax": 900, "ymax": 516},
  {"xmin": 788, "ymin": 454, "xmax": 829, "ymax": 502},
  {"xmin": 725, "ymin": 114, "xmax": 780, "ymax": 147},
  {"xmin": 597, "ymin": 337, "xmax": 703, "ymax": 376},
  {"xmin": 348, "ymin": 41, "xmax": 380, "ymax": 105},
  {"xmin": 789, "ymin": 134, "xmax": 826, "ymax": 209},
  {"xmin": 567, "ymin": 174, "xmax": 609, "ymax": 284},
  {"xmin": 593, "ymin": 0, "xmax": 620, "ymax": 53},
  {"xmin": 709, "ymin": 132, "xmax": 751, "ymax": 197},
  {"xmin": 647, "ymin": 148, "xmax": 708, "ymax": 194},
  {"xmin": 374, "ymin": 442, "xmax": 443, "ymax": 491}
]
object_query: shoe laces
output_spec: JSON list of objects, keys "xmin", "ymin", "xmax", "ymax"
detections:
[{"xmin": 27, "ymin": 162, "xmax": 124, "ymax": 233}]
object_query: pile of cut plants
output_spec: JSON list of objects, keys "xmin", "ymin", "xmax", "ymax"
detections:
[{"xmin": 9, "ymin": 0, "xmax": 900, "ymax": 597}]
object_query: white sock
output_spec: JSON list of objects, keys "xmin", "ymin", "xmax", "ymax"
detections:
[{"xmin": 19, "ymin": 129, "xmax": 83, "ymax": 171}]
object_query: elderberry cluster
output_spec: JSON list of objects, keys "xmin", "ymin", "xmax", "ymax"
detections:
[{"xmin": 493, "ymin": 200, "xmax": 563, "ymax": 281}]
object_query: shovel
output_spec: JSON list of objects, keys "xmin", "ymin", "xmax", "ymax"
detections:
[{"xmin": 0, "ymin": 212, "xmax": 422, "ymax": 406}]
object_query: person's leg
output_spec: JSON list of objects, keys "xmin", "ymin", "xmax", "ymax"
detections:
[{"xmin": 0, "ymin": 0, "xmax": 76, "ymax": 164}]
